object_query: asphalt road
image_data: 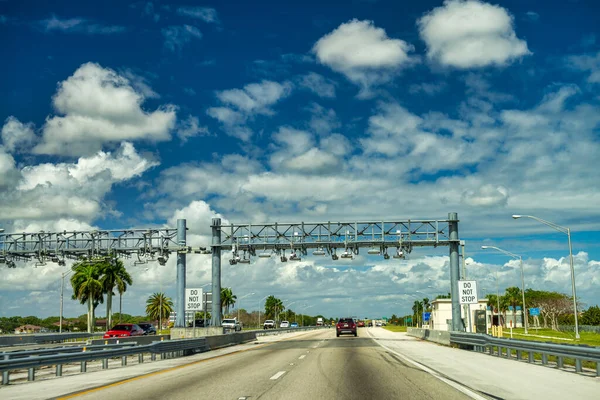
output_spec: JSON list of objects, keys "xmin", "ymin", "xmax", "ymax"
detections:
[{"xmin": 59, "ymin": 328, "xmax": 473, "ymax": 400}]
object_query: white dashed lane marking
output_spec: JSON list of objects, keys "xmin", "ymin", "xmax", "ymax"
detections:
[
  {"xmin": 299, "ymin": 355, "xmax": 306, "ymax": 360},
  {"xmin": 270, "ymin": 371, "xmax": 286, "ymax": 380}
]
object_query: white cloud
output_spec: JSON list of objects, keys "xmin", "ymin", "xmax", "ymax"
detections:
[
  {"xmin": 1, "ymin": 116, "xmax": 37, "ymax": 152},
  {"xmin": 297, "ymin": 72, "xmax": 336, "ymax": 98},
  {"xmin": 0, "ymin": 142, "xmax": 157, "ymax": 224},
  {"xmin": 567, "ymin": 51, "xmax": 600, "ymax": 83},
  {"xmin": 177, "ymin": 115, "xmax": 210, "ymax": 143},
  {"xmin": 176, "ymin": 7, "xmax": 219, "ymax": 24},
  {"xmin": 207, "ymin": 80, "xmax": 292, "ymax": 141},
  {"xmin": 462, "ymin": 184, "xmax": 509, "ymax": 207},
  {"xmin": 418, "ymin": 0, "xmax": 530, "ymax": 68},
  {"xmin": 40, "ymin": 15, "xmax": 125, "ymax": 34},
  {"xmin": 312, "ymin": 19, "xmax": 416, "ymax": 94},
  {"xmin": 162, "ymin": 25, "xmax": 202, "ymax": 52},
  {"xmin": 32, "ymin": 62, "xmax": 176, "ymax": 156},
  {"xmin": 307, "ymin": 103, "xmax": 341, "ymax": 135},
  {"xmin": 0, "ymin": 146, "xmax": 17, "ymax": 187}
]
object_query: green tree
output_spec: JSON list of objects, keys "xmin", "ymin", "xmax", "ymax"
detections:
[
  {"xmin": 264, "ymin": 295, "xmax": 283, "ymax": 320},
  {"xmin": 100, "ymin": 258, "xmax": 132, "ymax": 329},
  {"xmin": 435, "ymin": 292, "xmax": 451, "ymax": 299},
  {"xmin": 220, "ymin": 287, "xmax": 237, "ymax": 317},
  {"xmin": 581, "ymin": 305, "xmax": 600, "ymax": 326},
  {"xmin": 70, "ymin": 262, "xmax": 104, "ymax": 333},
  {"xmin": 145, "ymin": 292, "xmax": 174, "ymax": 328}
]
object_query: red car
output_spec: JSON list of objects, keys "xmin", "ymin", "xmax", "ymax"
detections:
[
  {"xmin": 103, "ymin": 323, "xmax": 145, "ymax": 338},
  {"xmin": 336, "ymin": 318, "xmax": 357, "ymax": 337},
  {"xmin": 357, "ymin": 320, "xmax": 365, "ymax": 327}
]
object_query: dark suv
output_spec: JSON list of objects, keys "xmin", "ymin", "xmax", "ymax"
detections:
[
  {"xmin": 336, "ymin": 318, "xmax": 357, "ymax": 337},
  {"xmin": 138, "ymin": 323, "xmax": 157, "ymax": 335}
]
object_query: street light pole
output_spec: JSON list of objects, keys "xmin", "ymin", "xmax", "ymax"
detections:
[
  {"xmin": 59, "ymin": 270, "xmax": 72, "ymax": 334},
  {"xmin": 237, "ymin": 292, "xmax": 255, "ymax": 323},
  {"xmin": 513, "ymin": 215, "xmax": 579, "ymax": 339},
  {"xmin": 481, "ymin": 245, "xmax": 528, "ymax": 334}
]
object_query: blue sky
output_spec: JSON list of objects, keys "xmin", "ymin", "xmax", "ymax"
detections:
[{"xmin": 1, "ymin": 0, "xmax": 599, "ymax": 320}]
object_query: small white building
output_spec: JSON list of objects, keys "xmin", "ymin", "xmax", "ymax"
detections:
[
  {"xmin": 426, "ymin": 299, "xmax": 525, "ymax": 332},
  {"xmin": 427, "ymin": 298, "xmax": 488, "ymax": 333}
]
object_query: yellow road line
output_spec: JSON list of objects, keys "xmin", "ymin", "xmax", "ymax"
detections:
[{"xmin": 58, "ymin": 330, "xmax": 322, "ymax": 399}]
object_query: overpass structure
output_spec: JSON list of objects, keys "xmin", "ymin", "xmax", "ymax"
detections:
[{"xmin": 0, "ymin": 213, "xmax": 464, "ymax": 332}]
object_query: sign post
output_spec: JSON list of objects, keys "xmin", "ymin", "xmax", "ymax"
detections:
[{"xmin": 458, "ymin": 280, "xmax": 478, "ymax": 332}]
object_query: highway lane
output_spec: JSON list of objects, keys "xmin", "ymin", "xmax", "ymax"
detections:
[{"xmin": 59, "ymin": 328, "xmax": 476, "ymax": 400}]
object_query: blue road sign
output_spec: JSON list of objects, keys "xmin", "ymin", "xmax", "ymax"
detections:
[
  {"xmin": 529, "ymin": 308, "xmax": 540, "ymax": 316},
  {"xmin": 423, "ymin": 312, "xmax": 431, "ymax": 322}
]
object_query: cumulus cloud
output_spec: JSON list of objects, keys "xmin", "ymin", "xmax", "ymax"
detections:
[
  {"xmin": 462, "ymin": 184, "xmax": 509, "ymax": 207},
  {"xmin": 297, "ymin": 72, "xmax": 336, "ymax": 98},
  {"xmin": 418, "ymin": 0, "xmax": 530, "ymax": 68},
  {"xmin": 313, "ymin": 19, "xmax": 416, "ymax": 94},
  {"xmin": 32, "ymin": 62, "xmax": 176, "ymax": 156},
  {"xmin": 1, "ymin": 142, "xmax": 157, "ymax": 223},
  {"xmin": 162, "ymin": 25, "xmax": 202, "ymax": 52},
  {"xmin": 567, "ymin": 51, "xmax": 600, "ymax": 84},
  {"xmin": 1, "ymin": 116, "xmax": 37, "ymax": 152},
  {"xmin": 207, "ymin": 80, "xmax": 292, "ymax": 141}
]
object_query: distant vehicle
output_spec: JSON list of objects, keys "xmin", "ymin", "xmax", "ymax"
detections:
[
  {"xmin": 222, "ymin": 318, "xmax": 242, "ymax": 331},
  {"xmin": 103, "ymin": 323, "xmax": 144, "ymax": 338},
  {"xmin": 263, "ymin": 319, "xmax": 275, "ymax": 329},
  {"xmin": 336, "ymin": 318, "xmax": 357, "ymax": 337},
  {"xmin": 290, "ymin": 322, "xmax": 299, "ymax": 328},
  {"xmin": 188, "ymin": 319, "xmax": 206, "ymax": 327},
  {"xmin": 137, "ymin": 322, "xmax": 157, "ymax": 335},
  {"xmin": 280, "ymin": 321, "xmax": 290, "ymax": 328},
  {"xmin": 357, "ymin": 320, "xmax": 365, "ymax": 328},
  {"xmin": 376, "ymin": 321, "xmax": 382, "ymax": 327},
  {"xmin": 316, "ymin": 317, "xmax": 324, "ymax": 326}
]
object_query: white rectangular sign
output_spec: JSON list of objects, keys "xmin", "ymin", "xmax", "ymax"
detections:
[
  {"xmin": 185, "ymin": 288, "xmax": 203, "ymax": 311},
  {"xmin": 458, "ymin": 280, "xmax": 478, "ymax": 304}
]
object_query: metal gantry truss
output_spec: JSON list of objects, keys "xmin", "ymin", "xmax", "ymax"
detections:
[
  {"xmin": 218, "ymin": 219, "xmax": 456, "ymax": 264},
  {"xmin": 0, "ymin": 227, "xmax": 206, "ymax": 268}
]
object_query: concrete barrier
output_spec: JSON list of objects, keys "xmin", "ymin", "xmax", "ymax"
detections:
[
  {"xmin": 170, "ymin": 327, "xmax": 224, "ymax": 338},
  {"xmin": 205, "ymin": 331, "xmax": 257, "ymax": 350},
  {"xmin": 407, "ymin": 328, "xmax": 451, "ymax": 346}
]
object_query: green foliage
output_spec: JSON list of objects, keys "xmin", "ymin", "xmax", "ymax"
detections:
[
  {"xmin": 70, "ymin": 261, "xmax": 104, "ymax": 333},
  {"xmin": 581, "ymin": 305, "xmax": 600, "ymax": 325},
  {"xmin": 435, "ymin": 292, "xmax": 451, "ymax": 299},
  {"xmin": 145, "ymin": 292, "xmax": 174, "ymax": 327},
  {"xmin": 264, "ymin": 295, "xmax": 284, "ymax": 320},
  {"xmin": 220, "ymin": 287, "xmax": 237, "ymax": 317}
]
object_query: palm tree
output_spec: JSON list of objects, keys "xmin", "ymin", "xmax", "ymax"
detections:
[
  {"xmin": 100, "ymin": 258, "xmax": 132, "ymax": 329},
  {"xmin": 412, "ymin": 300, "xmax": 423, "ymax": 327},
  {"xmin": 70, "ymin": 262, "xmax": 104, "ymax": 333},
  {"xmin": 220, "ymin": 287, "xmax": 237, "ymax": 317},
  {"xmin": 146, "ymin": 292, "xmax": 174, "ymax": 328},
  {"xmin": 116, "ymin": 268, "xmax": 133, "ymax": 324}
]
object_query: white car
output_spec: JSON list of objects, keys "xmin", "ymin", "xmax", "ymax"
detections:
[
  {"xmin": 280, "ymin": 321, "xmax": 290, "ymax": 328},
  {"xmin": 222, "ymin": 318, "xmax": 242, "ymax": 331}
]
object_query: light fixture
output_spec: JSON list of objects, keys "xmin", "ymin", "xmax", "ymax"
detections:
[
  {"xmin": 51, "ymin": 256, "xmax": 60, "ymax": 263},
  {"xmin": 331, "ymin": 248, "xmax": 338, "ymax": 260},
  {"xmin": 7, "ymin": 260, "xmax": 16, "ymax": 268},
  {"xmin": 289, "ymin": 250, "xmax": 301, "ymax": 261},
  {"xmin": 280, "ymin": 255, "xmax": 288, "ymax": 262},
  {"xmin": 157, "ymin": 256, "xmax": 167, "ymax": 266},
  {"xmin": 340, "ymin": 249, "xmax": 353, "ymax": 259},
  {"xmin": 383, "ymin": 253, "xmax": 390, "ymax": 260},
  {"xmin": 313, "ymin": 248, "xmax": 326, "ymax": 256},
  {"xmin": 258, "ymin": 249, "xmax": 272, "ymax": 258},
  {"xmin": 58, "ymin": 259, "xmax": 66, "ymax": 266},
  {"xmin": 393, "ymin": 248, "xmax": 404, "ymax": 259},
  {"xmin": 367, "ymin": 247, "xmax": 380, "ymax": 255},
  {"xmin": 512, "ymin": 215, "xmax": 522, "ymax": 219},
  {"xmin": 238, "ymin": 258, "xmax": 251, "ymax": 264},
  {"xmin": 229, "ymin": 259, "xmax": 238, "ymax": 265}
]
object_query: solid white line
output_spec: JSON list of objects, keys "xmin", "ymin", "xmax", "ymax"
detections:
[
  {"xmin": 299, "ymin": 355, "xmax": 306, "ymax": 360},
  {"xmin": 270, "ymin": 371, "xmax": 286, "ymax": 380},
  {"xmin": 366, "ymin": 330, "xmax": 487, "ymax": 400}
]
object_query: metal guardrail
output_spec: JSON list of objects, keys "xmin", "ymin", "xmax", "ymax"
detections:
[
  {"xmin": 450, "ymin": 332, "xmax": 600, "ymax": 377},
  {"xmin": 1, "ymin": 343, "xmax": 137, "ymax": 360},
  {"xmin": 0, "ymin": 334, "xmax": 249, "ymax": 385}
]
